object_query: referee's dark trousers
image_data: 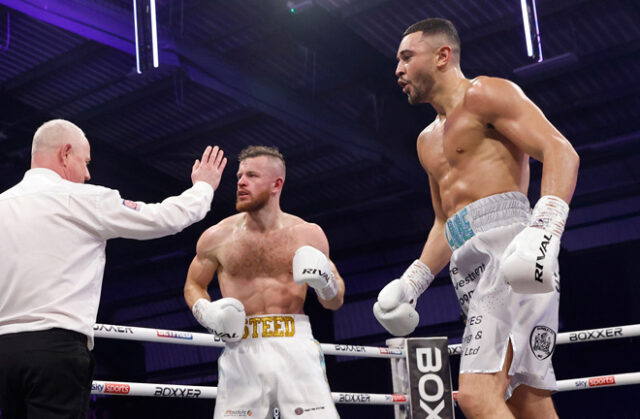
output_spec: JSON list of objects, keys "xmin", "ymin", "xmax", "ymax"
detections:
[{"xmin": 0, "ymin": 329, "xmax": 94, "ymax": 419}]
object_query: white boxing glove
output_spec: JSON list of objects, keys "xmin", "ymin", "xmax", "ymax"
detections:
[
  {"xmin": 293, "ymin": 245, "xmax": 337, "ymax": 300},
  {"xmin": 192, "ymin": 298, "xmax": 246, "ymax": 342},
  {"xmin": 502, "ymin": 195, "xmax": 568, "ymax": 294},
  {"xmin": 373, "ymin": 260, "xmax": 433, "ymax": 336}
]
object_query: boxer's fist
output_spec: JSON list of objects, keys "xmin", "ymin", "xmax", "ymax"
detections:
[
  {"xmin": 373, "ymin": 260, "xmax": 433, "ymax": 336},
  {"xmin": 373, "ymin": 280, "xmax": 419, "ymax": 336},
  {"xmin": 192, "ymin": 298, "xmax": 245, "ymax": 342},
  {"xmin": 502, "ymin": 195, "xmax": 568, "ymax": 294},
  {"xmin": 501, "ymin": 227, "xmax": 559, "ymax": 293},
  {"xmin": 293, "ymin": 245, "xmax": 337, "ymax": 300}
]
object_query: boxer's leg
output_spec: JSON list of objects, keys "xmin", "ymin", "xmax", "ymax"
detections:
[{"xmin": 274, "ymin": 339, "xmax": 339, "ymax": 418}]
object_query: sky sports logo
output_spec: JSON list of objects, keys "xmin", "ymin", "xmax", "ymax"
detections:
[
  {"xmin": 385, "ymin": 394, "xmax": 407, "ymax": 403},
  {"xmin": 91, "ymin": 382, "xmax": 130, "ymax": 394},
  {"xmin": 156, "ymin": 330, "xmax": 194, "ymax": 340},
  {"xmin": 104, "ymin": 383, "xmax": 131, "ymax": 394},
  {"xmin": 588, "ymin": 376, "xmax": 616, "ymax": 387}
]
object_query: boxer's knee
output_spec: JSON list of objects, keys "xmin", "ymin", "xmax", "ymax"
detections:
[
  {"xmin": 457, "ymin": 383, "xmax": 491, "ymax": 417},
  {"xmin": 507, "ymin": 385, "xmax": 557, "ymax": 419},
  {"xmin": 458, "ymin": 372, "xmax": 511, "ymax": 417}
]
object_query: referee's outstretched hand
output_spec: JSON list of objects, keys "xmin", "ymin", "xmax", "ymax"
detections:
[{"xmin": 191, "ymin": 145, "xmax": 227, "ymax": 190}]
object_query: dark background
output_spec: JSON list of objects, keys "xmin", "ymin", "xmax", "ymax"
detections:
[{"xmin": 1, "ymin": 0, "xmax": 639, "ymax": 417}]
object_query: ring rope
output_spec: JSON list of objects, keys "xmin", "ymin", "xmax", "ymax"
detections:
[
  {"xmin": 448, "ymin": 323, "xmax": 640, "ymax": 355},
  {"xmin": 93, "ymin": 324, "xmax": 404, "ymax": 359},
  {"xmin": 94, "ymin": 323, "xmax": 640, "ymax": 359},
  {"xmin": 91, "ymin": 381, "xmax": 406, "ymax": 405},
  {"xmin": 91, "ymin": 372, "xmax": 640, "ymax": 404}
]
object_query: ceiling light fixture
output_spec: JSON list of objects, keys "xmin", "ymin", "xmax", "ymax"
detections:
[
  {"xmin": 133, "ymin": 0, "xmax": 159, "ymax": 74},
  {"xmin": 520, "ymin": 0, "xmax": 543, "ymax": 62}
]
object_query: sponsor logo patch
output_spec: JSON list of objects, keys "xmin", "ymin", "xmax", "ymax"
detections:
[
  {"xmin": 156, "ymin": 330, "xmax": 193, "ymax": 340},
  {"xmin": 153, "ymin": 386, "xmax": 201, "ymax": 398},
  {"xmin": 224, "ymin": 409, "xmax": 252, "ymax": 417},
  {"xmin": 93, "ymin": 324, "xmax": 133, "ymax": 334},
  {"xmin": 589, "ymin": 376, "xmax": 616, "ymax": 387},
  {"xmin": 104, "ymin": 383, "xmax": 130, "ymax": 394},
  {"xmin": 574, "ymin": 379, "xmax": 588, "ymax": 388},
  {"xmin": 378, "ymin": 347, "xmax": 403, "ymax": 356},
  {"xmin": 293, "ymin": 406, "xmax": 325, "ymax": 415},
  {"xmin": 337, "ymin": 393, "xmax": 370, "ymax": 403},
  {"xmin": 534, "ymin": 234, "xmax": 552, "ymax": 283},
  {"xmin": 334, "ymin": 344, "xmax": 365, "ymax": 353},
  {"xmin": 392, "ymin": 394, "xmax": 407, "ymax": 403},
  {"xmin": 530, "ymin": 325, "xmax": 556, "ymax": 360},
  {"xmin": 122, "ymin": 199, "xmax": 139, "ymax": 211},
  {"xmin": 568, "ymin": 327, "xmax": 623, "ymax": 342}
]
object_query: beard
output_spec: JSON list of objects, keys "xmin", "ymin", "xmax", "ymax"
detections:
[
  {"xmin": 406, "ymin": 75, "xmax": 433, "ymax": 105},
  {"xmin": 407, "ymin": 85, "xmax": 429, "ymax": 105},
  {"xmin": 407, "ymin": 90, "xmax": 421, "ymax": 105},
  {"xmin": 236, "ymin": 188, "xmax": 270, "ymax": 213}
]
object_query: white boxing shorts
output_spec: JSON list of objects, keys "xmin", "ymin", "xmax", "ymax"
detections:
[
  {"xmin": 445, "ymin": 192, "xmax": 559, "ymax": 396},
  {"xmin": 214, "ymin": 314, "xmax": 339, "ymax": 419}
]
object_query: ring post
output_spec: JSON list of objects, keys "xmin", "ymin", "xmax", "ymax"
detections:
[
  {"xmin": 387, "ymin": 338, "xmax": 410, "ymax": 419},
  {"xmin": 404, "ymin": 337, "xmax": 455, "ymax": 419}
]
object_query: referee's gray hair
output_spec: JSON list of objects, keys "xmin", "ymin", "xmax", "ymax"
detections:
[{"xmin": 32, "ymin": 119, "xmax": 86, "ymax": 157}]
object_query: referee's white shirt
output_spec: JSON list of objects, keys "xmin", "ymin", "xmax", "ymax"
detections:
[{"xmin": 0, "ymin": 168, "xmax": 214, "ymax": 348}]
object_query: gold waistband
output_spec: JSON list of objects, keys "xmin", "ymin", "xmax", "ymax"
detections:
[{"xmin": 242, "ymin": 315, "xmax": 296, "ymax": 339}]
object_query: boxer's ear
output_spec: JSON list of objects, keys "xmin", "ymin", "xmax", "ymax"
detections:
[{"xmin": 59, "ymin": 143, "xmax": 73, "ymax": 166}]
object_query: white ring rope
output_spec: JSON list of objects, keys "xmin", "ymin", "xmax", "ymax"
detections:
[
  {"xmin": 448, "ymin": 323, "xmax": 640, "ymax": 355},
  {"xmin": 90, "ymin": 381, "xmax": 407, "ymax": 405},
  {"xmin": 94, "ymin": 323, "xmax": 640, "ymax": 359},
  {"xmin": 93, "ymin": 324, "xmax": 404, "ymax": 359},
  {"xmin": 92, "ymin": 323, "xmax": 640, "ymax": 407},
  {"xmin": 92, "ymin": 372, "xmax": 640, "ymax": 404}
]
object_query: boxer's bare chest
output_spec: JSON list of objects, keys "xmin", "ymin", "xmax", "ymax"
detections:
[
  {"xmin": 420, "ymin": 106, "xmax": 493, "ymax": 181},
  {"xmin": 220, "ymin": 229, "xmax": 296, "ymax": 279}
]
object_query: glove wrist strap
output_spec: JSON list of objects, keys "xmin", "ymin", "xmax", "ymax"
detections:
[
  {"xmin": 400, "ymin": 260, "xmax": 434, "ymax": 299},
  {"xmin": 531, "ymin": 195, "xmax": 569, "ymax": 237}
]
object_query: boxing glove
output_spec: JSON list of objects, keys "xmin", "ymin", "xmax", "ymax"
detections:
[
  {"xmin": 502, "ymin": 195, "xmax": 568, "ymax": 293},
  {"xmin": 293, "ymin": 245, "xmax": 338, "ymax": 300},
  {"xmin": 373, "ymin": 260, "xmax": 433, "ymax": 336},
  {"xmin": 192, "ymin": 298, "xmax": 246, "ymax": 342}
]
